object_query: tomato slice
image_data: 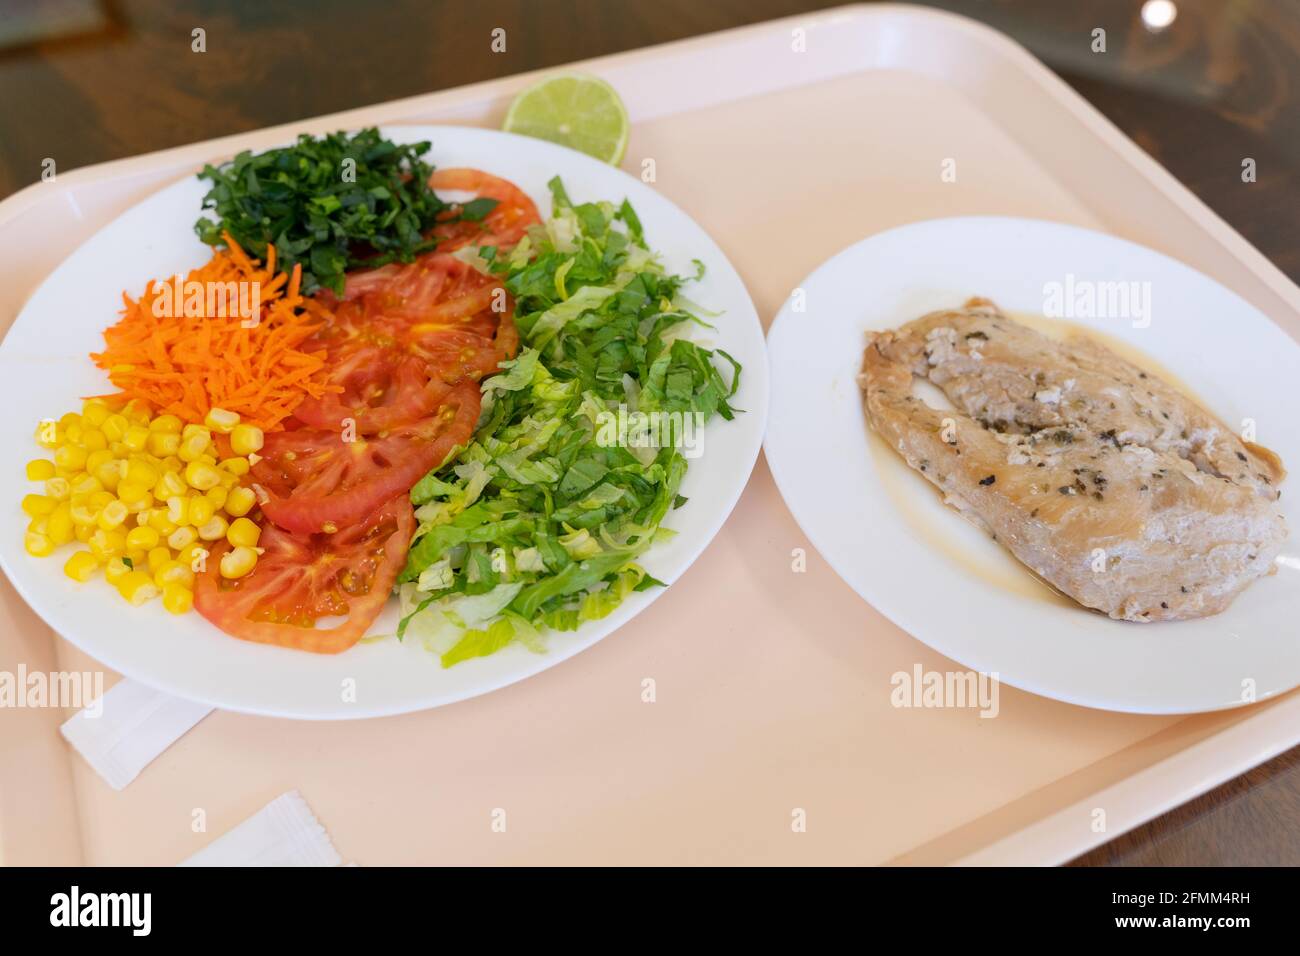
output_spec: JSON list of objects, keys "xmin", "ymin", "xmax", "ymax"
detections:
[
  {"xmin": 430, "ymin": 168, "xmax": 541, "ymax": 251},
  {"xmin": 292, "ymin": 254, "xmax": 519, "ymax": 434},
  {"xmin": 198, "ymin": 170, "xmax": 540, "ymax": 651},
  {"xmin": 194, "ymin": 494, "xmax": 414, "ymax": 654},
  {"xmin": 253, "ymin": 380, "xmax": 480, "ymax": 535}
]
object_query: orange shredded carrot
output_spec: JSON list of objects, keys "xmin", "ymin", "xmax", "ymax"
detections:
[{"xmin": 90, "ymin": 234, "xmax": 339, "ymax": 430}]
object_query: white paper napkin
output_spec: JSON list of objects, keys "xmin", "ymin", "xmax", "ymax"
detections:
[
  {"xmin": 60, "ymin": 679, "xmax": 213, "ymax": 790},
  {"xmin": 181, "ymin": 790, "xmax": 343, "ymax": 866}
]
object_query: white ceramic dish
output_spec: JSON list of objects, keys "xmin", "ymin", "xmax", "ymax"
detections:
[
  {"xmin": 765, "ymin": 216, "xmax": 1300, "ymax": 714},
  {"xmin": 0, "ymin": 125, "xmax": 768, "ymax": 719}
]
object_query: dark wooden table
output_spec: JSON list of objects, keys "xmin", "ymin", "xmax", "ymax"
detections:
[{"xmin": 1, "ymin": 0, "xmax": 1296, "ymax": 866}]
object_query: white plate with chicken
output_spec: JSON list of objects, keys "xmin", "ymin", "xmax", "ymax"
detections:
[{"xmin": 765, "ymin": 217, "xmax": 1300, "ymax": 713}]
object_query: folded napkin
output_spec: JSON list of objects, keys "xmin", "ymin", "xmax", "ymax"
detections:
[
  {"xmin": 60, "ymin": 679, "xmax": 213, "ymax": 790},
  {"xmin": 181, "ymin": 790, "xmax": 343, "ymax": 866}
]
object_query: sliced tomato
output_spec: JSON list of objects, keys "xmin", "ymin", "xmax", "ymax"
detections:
[
  {"xmin": 292, "ymin": 254, "xmax": 519, "ymax": 434},
  {"xmin": 254, "ymin": 380, "xmax": 480, "ymax": 535},
  {"xmin": 430, "ymin": 168, "xmax": 541, "ymax": 251},
  {"xmin": 194, "ymin": 494, "xmax": 414, "ymax": 654}
]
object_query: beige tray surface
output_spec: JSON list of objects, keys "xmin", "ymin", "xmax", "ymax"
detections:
[{"xmin": 2, "ymin": 5, "xmax": 1296, "ymax": 865}]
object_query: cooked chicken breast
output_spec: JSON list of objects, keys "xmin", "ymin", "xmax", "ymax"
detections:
[{"xmin": 859, "ymin": 298, "xmax": 1287, "ymax": 621}]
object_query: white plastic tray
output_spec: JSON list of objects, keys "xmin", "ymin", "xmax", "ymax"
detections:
[{"xmin": 2, "ymin": 3, "xmax": 1297, "ymax": 866}]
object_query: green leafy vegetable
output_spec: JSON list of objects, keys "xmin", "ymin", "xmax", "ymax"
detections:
[
  {"xmin": 399, "ymin": 176, "xmax": 741, "ymax": 667},
  {"xmin": 194, "ymin": 128, "xmax": 484, "ymax": 296}
]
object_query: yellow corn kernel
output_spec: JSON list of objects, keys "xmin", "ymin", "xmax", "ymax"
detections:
[
  {"xmin": 63, "ymin": 422, "xmax": 83, "ymax": 445},
  {"xmin": 149, "ymin": 414, "xmax": 182, "ymax": 434},
  {"xmin": 54, "ymin": 445, "xmax": 88, "ymax": 471},
  {"xmin": 162, "ymin": 455, "xmax": 184, "ymax": 474},
  {"xmin": 46, "ymin": 476, "xmax": 73, "ymax": 501},
  {"xmin": 219, "ymin": 457, "xmax": 250, "ymax": 477},
  {"xmin": 25, "ymin": 459, "xmax": 56, "ymax": 481},
  {"xmin": 122, "ymin": 400, "xmax": 151, "ymax": 424},
  {"xmin": 205, "ymin": 408, "xmax": 240, "ymax": 433},
  {"xmin": 104, "ymin": 556, "xmax": 134, "ymax": 586},
  {"xmin": 63, "ymin": 550, "xmax": 98, "ymax": 582},
  {"xmin": 166, "ymin": 496, "xmax": 191, "ymax": 526},
  {"xmin": 220, "ymin": 545, "xmax": 257, "ymax": 579},
  {"xmin": 79, "ymin": 428, "xmax": 108, "ymax": 452},
  {"xmin": 167, "ymin": 526, "xmax": 197, "ymax": 550},
  {"xmin": 89, "ymin": 490, "xmax": 116, "ymax": 510},
  {"xmin": 178, "ymin": 435, "xmax": 209, "ymax": 463},
  {"xmin": 21, "ymin": 493, "xmax": 56, "ymax": 518},
  {"xmin": 108, "ymin": 441, "xmax": 129, "ymax": 457},
  {"xmin": 81, "ymin": 401, "xmax": 110, "ymax": 427},
  {"xmin": 74, "ymin": 523, "xmax": 93, "ymax": 543},
  {"xmin": 116, "ymin": 478, "xmax": 150, "ymax": 505},
  {"xmin": 100, "ymin": 414, "xmax": 129, "ymax": 442},
  {"xmin": 147, "ymin": 509, "xmax": 178, "ymax": 536},
  {"xmin": 226, "ymin": 517, "xmax": 261, "ymax": 548},
  {"xmin": 146, "ymin": 546, "xmax": 172, "ymax": 574},
  {"xmin": 126, "ymin": 525, "xmax": 160, "ymax": 551},
  {"xmin": 162, "ymin": 583, "xmax": 194, "ymax": 615},
  {"xmin": 88, "ymin": 528, "xmax": 126, "ymax": 560},
  {"xmin": 224, "ymin": 486, "xmax": 257, "ymax": 517},
  {"xmin": 70, "ymin": 498, "xmax": 99, "ymax": 527},
  {"xmin": 189, "ymin": 497, "xmax": 216, "ymax": 526},
  {"xmin": 123, "ymin": 425, "xmax": 150, "ymax": 453},
  {"xmin": 178, "ymin": 544, "xmax": 210, "ymax": 572},
  {"xmin": 24, "ymin": 530, "xmax": 55, "ymax": 557},
  {"xmin": 184, "ymin": 461, "xmax": 221, "ymax": 491},
  {"xmin": 197, "ymin": 515, "xmax": 228, "ymax": 541},
  {"xmin": 85, "ymin": 449, "xmax": 114, "ymax": 474},
  {"xmin": 124, "ymin": 491, "xmax": 155, "ymax": 515},
  {"xmin": 47, "ymin": 503, "xmax": 74, "ymax": 545},
  {"xmin": 27, "ymin": 515, "xmax": 48, "ymax": 535},
  {"xmin": 124, "ymin": 459, "xmax": 160, "ymax": 487},
  {"xmin": 94, "ymin": 460, "xmax": 123, "ymax": 492},
  {"xmin": 146, "ymin": 431, "xmax": 181, "ymax": 457},
  {"xmin": 126, "ymin": 547, "xmax": 148, "ymax": 567},
  {"xmin": 34, "ymin": 420, "xmax": 60, "ymax": 448},
  {"xmin": 230, "ymin": 424, "xmax": 264, "ymax": 456},
  {"xmin": 154, "ymin": 471, "xmax": 187, "ymax": 500},
  {"xmin": 205, "ymin": 485, "xmax": 229, "ymax": 510},
  {"xmin": 97, "ymin": 500, "xmax": 129, "ymax": 531},
  {"xmin": 70, "ymin": 473, "xmax": 103, "ymax": 497},
  {"xmin": 116, "ymin": 570, "xmax": 159, "ymax": 606},
  {"xmin": 154, "ymin": 560, "xmax": 196, "ymax": 588}
]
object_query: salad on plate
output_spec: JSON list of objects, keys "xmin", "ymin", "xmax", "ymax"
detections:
[{"xmin": 17, "ymin": 128, "xmax": 740, "ymax": 668}]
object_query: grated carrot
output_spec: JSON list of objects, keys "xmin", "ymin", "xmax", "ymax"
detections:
[{"xmin": 90, "ymin": 235, "xmax": 339, "ymax": 430}]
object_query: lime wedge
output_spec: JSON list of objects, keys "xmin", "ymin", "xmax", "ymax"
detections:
[{"xmin": 503, "ymin": 74, "xmax": 629, "ymax": 165}]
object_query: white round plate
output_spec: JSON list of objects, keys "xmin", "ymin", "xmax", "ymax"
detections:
[
  {"xmin": 0, "ymin": 126, "xmax": 768, "ymax": 719},
  {"xmin": 765, "ymin": 216, "xmax": 1300, "ymax": 714}
]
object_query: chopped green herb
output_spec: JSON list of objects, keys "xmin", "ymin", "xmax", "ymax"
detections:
[{"xmin": 194, "ymin": 128, "xmax": 465, "ymax": 295}]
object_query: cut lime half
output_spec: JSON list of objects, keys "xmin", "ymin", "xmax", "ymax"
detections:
[{"xmin": 502, "ymin": 74, "xmax": 629, "ymax": 165}]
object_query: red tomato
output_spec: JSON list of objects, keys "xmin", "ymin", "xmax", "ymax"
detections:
[
  {"xmin": 194, "ymin": 494, "xmax": 414, "ymax": 654},
  {"xmin": 430, "ymin": 168, "xmax": 541, "ymax": 251},
  {"xmin": 293, "ymin": 254, "xmax": 519, "ymax": 434},
  {"xmin": 200, "ymin": 169, "xmax": 539, "ymax": 650},
  {"xmin": 253, "ymin": 380, "xmax": 481, "ymax": 535}
]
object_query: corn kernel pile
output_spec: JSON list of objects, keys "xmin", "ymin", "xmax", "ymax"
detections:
[{"xmin": 23, "ymin": 399, "xmax": 266, "ymax": 614}]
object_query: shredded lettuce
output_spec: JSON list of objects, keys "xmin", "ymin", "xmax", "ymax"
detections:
[{"xmin": 398, "ymin": 177, "xmax": 740, "ymax": 667}]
